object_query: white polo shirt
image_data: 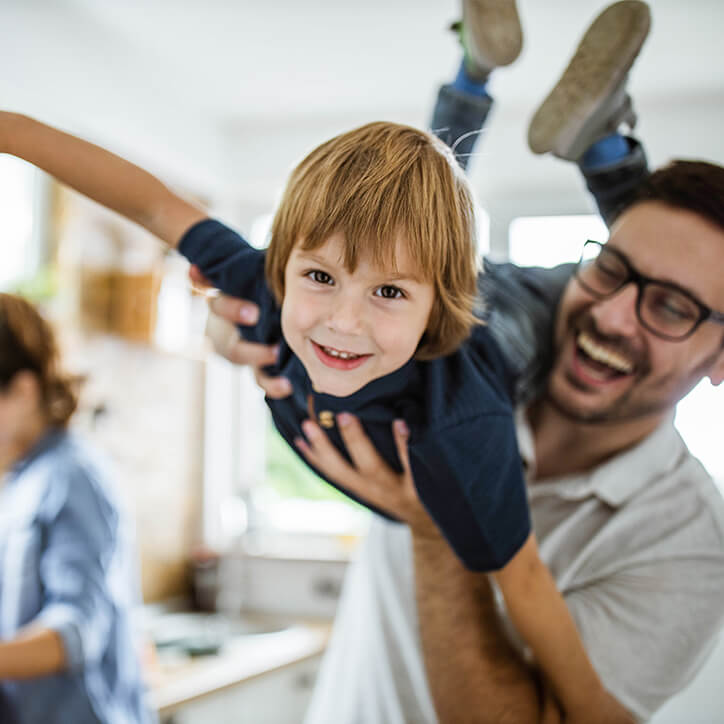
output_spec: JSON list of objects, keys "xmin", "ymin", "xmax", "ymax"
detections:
[{"xmin": 305, "ymin": 413, "xmax": 724, "ymax": 723}]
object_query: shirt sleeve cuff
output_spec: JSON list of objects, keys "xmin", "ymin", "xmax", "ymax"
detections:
[{"xmin": 37, "ymin": 604, "xmax": 85, "ymax": 671}]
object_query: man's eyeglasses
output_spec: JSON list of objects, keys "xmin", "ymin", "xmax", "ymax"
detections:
[{"xmin": 575, "ymin": 240, "xmax": 724, "ymax": 341}]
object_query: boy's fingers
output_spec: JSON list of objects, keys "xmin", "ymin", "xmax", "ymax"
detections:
[
  {"xmin": 336, "ymin": 413, "xmax": 396, "ymax": 483},
  {"xmin": 208, "ymin": 293, "xmax": 260, "ymax": 326},
  {"xmin": 254, "ymin": 370, "xmax": 292, "ymax": 399}
]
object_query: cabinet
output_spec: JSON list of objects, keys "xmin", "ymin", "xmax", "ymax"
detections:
[{"xmin": 164, "ymin": 654, "xmax": 321, "ymax": 724}]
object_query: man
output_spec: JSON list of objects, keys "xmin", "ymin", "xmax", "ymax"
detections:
[{"xmin": 199, "ymin": 3, "xmax": 724, "ymax": 721}]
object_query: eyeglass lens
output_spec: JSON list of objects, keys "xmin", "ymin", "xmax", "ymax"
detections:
[{"xmin": 578, "ymin": 245, "xmax": 701, "ymax": 338}]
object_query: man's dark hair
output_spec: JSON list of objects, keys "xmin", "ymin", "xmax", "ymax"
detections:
[{"xmin": 632, "ymin": 160, "xmax": 724, "ymax": 231}]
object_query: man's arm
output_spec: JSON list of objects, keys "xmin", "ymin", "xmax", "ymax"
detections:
[
  {"xmin": 295, "ymin": 416, "xmax": 565, "ymax": 722},
  {"xmin": 413, "ymin": 531, "xmax": 561, "ymax": 724},
  {"xmin": 295, "ymin": 415, "xmax": 635, "ymax": 724},
  {"xmin": 0, "ymin": 111, "xmax": 205, "ymax": 246}
]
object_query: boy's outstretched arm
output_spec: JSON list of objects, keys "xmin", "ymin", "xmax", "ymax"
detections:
[{"xmin": 0, "ymin": 112, "xmax": 206, "ymax": 246}]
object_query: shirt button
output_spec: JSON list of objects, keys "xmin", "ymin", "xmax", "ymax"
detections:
[{"xmin": 318, "ymin": 410, "xmax": 335, "ymax": 428}]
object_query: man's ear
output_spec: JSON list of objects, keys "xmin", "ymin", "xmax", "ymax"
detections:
[{"xmin": 708, "ymin": 344, "xmax": 724, "ymax": 386}]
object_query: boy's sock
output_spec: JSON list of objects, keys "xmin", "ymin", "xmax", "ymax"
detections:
[
  {"xmin": 528, "ymin": 1, "xmax": 650, "ymax": 162},
  {"xmin": 452, "ymin": 60, "xmax": 491, "ymax": 98},
  {"xmin": 581, "ymin": 133, "xmax": 631, "ymax": 169}
]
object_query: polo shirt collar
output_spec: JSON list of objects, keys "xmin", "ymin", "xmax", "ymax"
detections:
[
  {"xmin": 518, "ymin": 409, "xmax": 684, "ymax": 507},
  {"xmin": 586, "ymin": 414, "xmax": 684, "ymax": 506},
  {"xmin": 304, "ymin": 356, "xmax": 418, "ymax": 419}
]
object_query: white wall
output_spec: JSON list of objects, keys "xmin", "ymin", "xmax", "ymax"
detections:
[{"xmin": 2, "ymin": 0, "xmax": 723, "ymax": 217}]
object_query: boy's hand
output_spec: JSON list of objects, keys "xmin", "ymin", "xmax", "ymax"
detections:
[
  {"xmin": 294, "ymin": 413, "xmax": 439, "ymax": 539},
  {"xmin": 189, "ymin": 265, "xmax": 292, "ymax": 399}
]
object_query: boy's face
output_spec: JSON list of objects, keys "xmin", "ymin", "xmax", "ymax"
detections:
[
  {"xmin": 547, "ymin": 201, "xmax": 724, "ymax": 425},
  {"xmin": 281, "ymin": 233, "xmax": 435, "ymax": 397}
]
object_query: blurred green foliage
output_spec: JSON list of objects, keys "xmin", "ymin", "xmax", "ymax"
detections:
[{"xmin": 265, "ymin": 419, "xmax": 363, "ymax": 509}]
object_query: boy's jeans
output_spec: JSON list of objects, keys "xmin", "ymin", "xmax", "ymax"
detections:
[
  {"xmin": 430, "ymin": 83, "xmax": 650, "ymax": 226},
  {"xmin": 429, "ymin": 82, "xmax": 650, "ymax": 404}
]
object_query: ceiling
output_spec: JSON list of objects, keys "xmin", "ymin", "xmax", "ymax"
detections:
[{"xmin": 3, "ymin": 0, "xmax": 724, "ymax": 211}]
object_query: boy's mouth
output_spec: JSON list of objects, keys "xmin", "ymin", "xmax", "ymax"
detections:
[{"xmin": 311, "ymin": 341, "xmax": 372, "ymax": 370}]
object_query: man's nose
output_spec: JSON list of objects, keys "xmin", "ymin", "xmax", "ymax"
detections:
[{"xmin": 589, "ymin": 283, "xmax": 640, "ymax": 337}]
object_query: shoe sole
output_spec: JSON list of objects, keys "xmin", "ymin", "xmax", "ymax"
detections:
[
  {"xmin": 463, "ymin": 0, "xmax": 523, "ymax": 70},
  {"xmin": 528, "ymin": 0, "xmax": 651, "ymax": 158}
]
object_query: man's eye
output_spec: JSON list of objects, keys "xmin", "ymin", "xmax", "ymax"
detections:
[
  {"xmin": 375, "ymin": 285, "xmax": 405, "ymax": 300},
  {"xmin": 307, "ymin": 270, "xmax": 333, "ymax": 285},
  {"xmin": 648, "ymin": 292, "xmax": 698, "ymax": 322}
]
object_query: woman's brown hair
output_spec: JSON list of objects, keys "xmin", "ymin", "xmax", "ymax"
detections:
[
  {"xmin": 0, "ymin": 293, "xmax": 77, "ymax": 427},
  {"xmin": 265, "ymin": 121, "xmax": 481, "ymax": 359}
]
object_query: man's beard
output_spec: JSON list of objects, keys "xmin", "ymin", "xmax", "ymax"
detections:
[
  {"xmin": 546, "ymin": 313, "xmax": 719, "ymax": 425},
  {"xmin": 546, "ymin": 313, "xmax": 656, "ymax": 425}
]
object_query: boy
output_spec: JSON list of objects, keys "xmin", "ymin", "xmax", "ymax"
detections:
[{"xmin": 0, "ymin": 112, "xmax": 630, "ymax": 720}]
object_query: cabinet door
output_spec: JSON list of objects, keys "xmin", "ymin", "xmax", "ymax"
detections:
[{"xmin": 166, "ymin": 655, "xmax": 321, "ymax": 724}]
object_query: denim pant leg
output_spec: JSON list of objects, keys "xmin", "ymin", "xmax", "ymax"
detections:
[
  {"xmin": 430, "ymin": 84, "xmax": 494, "ymax": 171},
  {"xmin": 579, "ymin": 137, "xmax": 650, "ymax": 227}
]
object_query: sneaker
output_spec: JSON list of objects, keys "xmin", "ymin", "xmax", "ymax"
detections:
[
  {"xmin": 528, "ymin": 0, "xmax": 651, "ymax": 161},
  {"xmin": 460, "ymin": 0, "xmax": 523, "ymax": 78}
]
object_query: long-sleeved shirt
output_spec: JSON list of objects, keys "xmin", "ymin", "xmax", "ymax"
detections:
[{"xmin": 0, "ymin": 429, "xmax": 155, "ymax": 724}]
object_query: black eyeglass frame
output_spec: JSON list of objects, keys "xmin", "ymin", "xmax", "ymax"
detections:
[{"xmin": 575, "ymin": 240, "xmax": 724, "ymax": 341}]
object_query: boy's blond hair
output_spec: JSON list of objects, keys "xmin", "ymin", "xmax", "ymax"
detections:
[{"xmin": 266, "ymin": 121, "xmax": 480, "ymax": 359}]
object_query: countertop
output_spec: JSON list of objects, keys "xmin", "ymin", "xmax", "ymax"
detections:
[{"xmin": 143, "ymin": 607, "xmax": 330, "ymax": 716}]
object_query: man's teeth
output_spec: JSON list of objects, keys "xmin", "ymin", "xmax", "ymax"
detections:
[
  {"xmin": 322, "ymin": 345, "xmax": 361, "ymax": 360},
  {"xmin": 577, "ymin": 332, "xmax": 634, "ymax": 374}
]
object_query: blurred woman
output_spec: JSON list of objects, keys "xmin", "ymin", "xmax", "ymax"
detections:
[{"xmin": 0, "ymin": 293, "xmax": 154, "ymax": 724}]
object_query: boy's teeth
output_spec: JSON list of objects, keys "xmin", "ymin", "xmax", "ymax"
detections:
[
  {"xmin": 577, "ymin": 332, "xmax": 634, "ymax": 374},
  {"xmin": 323, "ymin": 345, "xmax": 360, "ymax": 360}
]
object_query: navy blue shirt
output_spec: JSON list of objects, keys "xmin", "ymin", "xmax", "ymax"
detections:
[{"xmin": 180, "ymin": 219, "xmax": 531, "ymax": 571}]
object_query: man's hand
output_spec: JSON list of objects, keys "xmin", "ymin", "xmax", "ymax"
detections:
[
  {"xmin": 190, "ymin": 265, "xmax": 292, "ymax": 399},
  {"xmin": 294, "ymin": 412, "xmax": 440, "ymax": 538}
]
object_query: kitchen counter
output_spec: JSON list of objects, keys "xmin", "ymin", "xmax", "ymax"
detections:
[{"xmin": 144, "ymin": 607, "xmax": 330, "ymax": 717}]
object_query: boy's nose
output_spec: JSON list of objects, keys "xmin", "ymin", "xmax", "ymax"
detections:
[
  {"xmin": 590, "ymin": 283, "xmax": 640, "ymax": 337},
  {"xmin": 326, "ymin": 294, "xmax": 364, "ymax": 335}
]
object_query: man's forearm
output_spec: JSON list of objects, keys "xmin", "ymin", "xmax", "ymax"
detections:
[
  {"xmin": 0, "ymin": 626, "xmax": 67, "ymax": 679},
  {"xmin": 412, "ymin": 533, "xmax": 560, "ymax": 724}
]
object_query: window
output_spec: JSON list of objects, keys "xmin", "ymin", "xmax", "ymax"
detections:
[
  {"xmin": 0, "ymin": 157, "xmax": 42, "ymax": 290},
  {"xmin": 508, "ymin": 214, "xmax": 608, "ymax": 268},
  {"xmin": 509, "ymin": 214, "xmax": 723, "ymax": 491}
]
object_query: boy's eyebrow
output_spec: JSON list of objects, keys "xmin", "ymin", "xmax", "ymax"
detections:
[{"xmin": 294, "ymin": 250, "xmax": 334, "ymax": 265}]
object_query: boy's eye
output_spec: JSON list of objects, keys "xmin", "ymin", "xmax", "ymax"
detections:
[
  {"xmin": 307, "ymin": 270, "xmax": 333, "ymax": 285},
  {"xmin": 375, "ymin": 285, "xmax": 405, "ymax": 300}
]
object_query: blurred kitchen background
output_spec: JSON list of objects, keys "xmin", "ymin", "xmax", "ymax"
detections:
[{"xmin": 1, "ymin": 1, "xmax": 723, "ymax": 722}]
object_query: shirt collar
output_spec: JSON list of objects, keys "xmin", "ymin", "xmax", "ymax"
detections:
[
  {"xmin": 7, "ymin": 428, "xmax": 66, "ymax": 483},
  {"xmin": 517, "ymin": 408, "xmax": 684, "ymax": 507},
  {"xmin": 307, "ymin": 356, "xmax": 418, "ymax": 415}
]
